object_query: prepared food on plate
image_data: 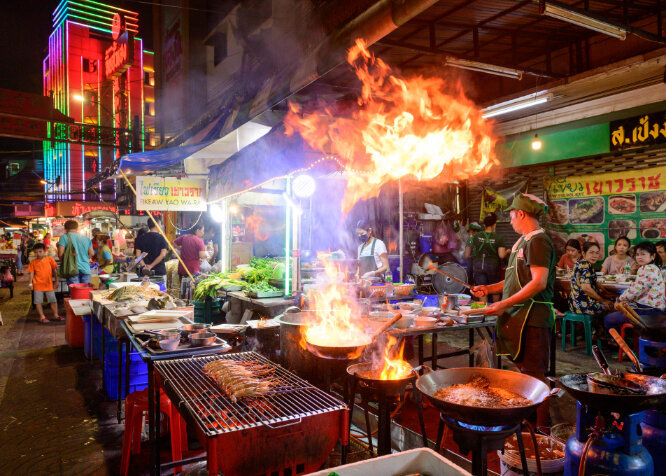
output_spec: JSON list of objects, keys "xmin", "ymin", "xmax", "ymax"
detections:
[
  {"xmin": 639, "ymin": 218, "xmax": 666, "ymax": 239},
  {"xmin": 608, "ymin": 220, "xmax": 635, "ymax": 240},
  {"xmin": 608, "ymin": 195, "xmax": 636, "ymax": 214},
  {"xmin": 434, "ymin": 375, "xmax": 533, "ymax": 408},
  {"xmin": 569, "ymin": 197, "xmax": 604, "ymax": 224},
  {"xmin": 547, "ymin": 200, "xmax": 568, "ymax": 224},
  {"xmin": 470, "ymin": 302, "xmax": 486, "ymax": 309},
  {"xmin": 640, "ymin": 191, "xmax": 666, "ymax": 213}
]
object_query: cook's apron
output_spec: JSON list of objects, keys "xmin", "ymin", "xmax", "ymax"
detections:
[
  {"xmin": 359, "ymin": 238, "xmax": 379, "ymax": 277},
  {"xmin": 496, "ymin": 231, "xmax": 555, "ymax": 360}
]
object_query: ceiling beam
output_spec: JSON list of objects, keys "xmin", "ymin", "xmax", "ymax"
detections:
[{"xmin": 376, "ymin": 38, "xmax": 561, "ymax": 78}]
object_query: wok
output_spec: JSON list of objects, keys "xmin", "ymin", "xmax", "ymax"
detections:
[
  {"xmin": 304, "ymin": 311, "xmax": 402, "ymax": 360},
  {"xmin": 347, "ymin": 362, "xmax": 417, "ymax": 394},
  {"xmin": 549, "ymin": 373, "xmax": 666, "ymax": 412},
  {"xmin": 416, "ymin": 367, "xmax": 557, "ymax": 426}
]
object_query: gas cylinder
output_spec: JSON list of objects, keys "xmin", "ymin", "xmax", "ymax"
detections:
[
  {"xmin": 564, "ymin": 404, "xmax": 653, "ymax": 476},
  {"xmin": 642, "ymin": 410, "xmax": 666, "ymax": 470}
]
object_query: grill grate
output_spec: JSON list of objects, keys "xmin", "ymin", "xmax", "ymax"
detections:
[{"xmin": 155, "ymin": 351, "xmax": 346, "ymax": 436}]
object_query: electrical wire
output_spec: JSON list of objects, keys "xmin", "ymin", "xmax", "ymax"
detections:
[{"xmin": 167, "ymin": 210, "xmax": 203, "ymax": 232}]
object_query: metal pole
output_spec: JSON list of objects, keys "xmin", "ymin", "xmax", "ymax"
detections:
[
  {"xmin": 119, "ymin": 169, "xmax": 195, "ymax": 282},
  {"xmin": 399, "ymin": 179, "xmax": 404, "ymax": 283}
]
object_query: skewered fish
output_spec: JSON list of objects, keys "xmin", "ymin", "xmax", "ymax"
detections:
[{"xmin": 202, "ymin": 360, "xmax": 279, "ymax": 402}]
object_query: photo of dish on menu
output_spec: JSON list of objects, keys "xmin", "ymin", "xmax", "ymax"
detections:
[
  {"xmin": 568, "ymin": 197, "xmax": 604, "ymax": 224},
  {"xmin": 608, "ymin": 194, "xmax": 636, "ymax": 214},
  {"xmin": 608, "ymin": 220, "xmax": 637, "ymax": 240},
  {"xmin": 569, "ymin": 232, "xmax": 605, "ymax": 255},
  {"xmin": 639, "ymin": 191, "xmax": 666, "ymax": 213},
  {"xmin": 547, "ymin": 200, "xmax": 568, "ymax": 225},
  {"xmin": 639, "ymin": 218, "xmax": 666, "ymax": 239}
]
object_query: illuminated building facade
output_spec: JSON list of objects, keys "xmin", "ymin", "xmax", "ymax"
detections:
[{"xmin": 42, "ymin": 0, "xmax": 155, "ymax": 202}]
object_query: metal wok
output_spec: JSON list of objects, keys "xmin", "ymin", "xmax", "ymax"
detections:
[
  {"xmin": 347, "ymin": 362, "xmax": 417, "ymax": 394},
  {"xmin": 304, "ymin": 312, "xmax": 403, "ymax": 360},
  {"xmin": 416, "ymin": 367, "xmax": 556, "ymax": 427},
  {"xmin": 549, "ymin": 373, "xmax": 666, "ymax": 412}
]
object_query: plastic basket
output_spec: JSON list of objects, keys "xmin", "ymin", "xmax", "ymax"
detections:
[
  {"xmin": 104, "ymin": 350, "xmax": 149, "ymax": 400},
  {"xmin": 193, "ymin": 299, "xmax": 223, "ymax": 324}
]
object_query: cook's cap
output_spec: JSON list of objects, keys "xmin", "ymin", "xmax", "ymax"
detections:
[
  {"xmin": 505, "ymin": 193, "xmax": 548, "ymax": 216},
  {"xmin": 468, "ymin": 222, "xmax": 483, "ymax": 231}
]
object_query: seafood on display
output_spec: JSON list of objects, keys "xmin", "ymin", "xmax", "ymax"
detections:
[
  {"xmin": 101, "ymin": 285, "xmax": 170, "ymax": 302},
  {"xmin": 202, "ymin": 359, "xmax": 279, "ymax": 402},
  {"xmin": 434, "ymin": 375, "xmax": 533, "ymax": 408}
]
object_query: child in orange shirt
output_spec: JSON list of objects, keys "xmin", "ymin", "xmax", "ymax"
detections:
[{"xmin": 26, "ymin": 243, "xmax": 61, "ymax": 324}]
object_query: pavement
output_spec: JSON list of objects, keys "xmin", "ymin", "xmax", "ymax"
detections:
[
  {"xmin": 0, "ymin": 275, "xmax": 633, "ymax": 475},
  {"xmin": 0, "ymin": 275, "xmax": 123, "ymax": 475}
]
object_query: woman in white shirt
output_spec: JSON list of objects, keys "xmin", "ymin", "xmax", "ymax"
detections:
[{"xmin": 356, "ymin": 220, "xmax": 389, "ymax": 280}]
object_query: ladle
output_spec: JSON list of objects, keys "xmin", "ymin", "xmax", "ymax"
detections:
[{"xmin": 417, "ymin": 254, "xmax": 471, "ymax": 290}]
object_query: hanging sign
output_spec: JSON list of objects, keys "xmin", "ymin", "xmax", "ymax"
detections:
[
  {"xmin": 544, "ymin": 165, "xmax": 666, "ymax": 258},
  {"xmin": 610, "ymin": 111, "xmax": 666, "ymax": 151},
  {"xmin": 136, "ymin": 176, "xmax": 207, "ymax": 211},
  {"xmin": 104, "ymin": 30, "xmax": 134, "ymax": 79}
]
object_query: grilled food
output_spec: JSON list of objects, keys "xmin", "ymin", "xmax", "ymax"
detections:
[
  {"xmin": 102, "ymin": 285, "xmax": 169, "ymax": 302},
  {"xmin": 203, "ymin": 359, "xmax": 278, "ymax": 402},
  {"xmin": 570, "ymin": 198, "xmax": 604, "ymax": 224},
  {"xmin": 434, "ymin": 375, "xmax": 533, "ymax": 408}
]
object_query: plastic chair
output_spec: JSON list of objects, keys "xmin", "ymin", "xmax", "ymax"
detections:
[
  {"xmin": 561, "ymin": 311, "xmax": 601, "ymax": 356},
  {"xmin": 617, "ymin": 323, "xmax": 639, "ymax": 362},
  {"xmin": 120, "ymin": 388, "xmax": 187, "ymax": 475}
]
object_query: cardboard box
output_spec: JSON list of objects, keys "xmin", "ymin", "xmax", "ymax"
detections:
[{"xmin": 231, "ymin": 242, "xmax": 253, "ymax": 268}]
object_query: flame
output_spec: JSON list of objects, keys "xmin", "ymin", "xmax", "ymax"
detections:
[
  {"xmin": 303, "ymin": 260, "xmax": 368, "ymax": 347},
  {"xmin": 285, "ymin": 38, "xmax": 499, "ymax": 213},
  {"xmin": 246, "ymin": 214, "xmax": 269, "ymax": 241},
  {"xmin": 379, "ymin": 335, "xmax": 412, "ymax": 380}
]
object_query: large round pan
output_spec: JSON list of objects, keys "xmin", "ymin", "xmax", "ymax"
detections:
[
  {"xmin": 416, "ymin": 367, "xmax": 554, "ymax": 427},
  {"xmin": 347, "ymin": 362, "xmax": 416, "ymax": 394},
  {"xmin": 550, "ymin": 373, "xmax": 666, "ymax": 412}
]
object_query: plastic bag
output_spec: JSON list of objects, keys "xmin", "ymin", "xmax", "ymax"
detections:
[
  {"xmin": 470, "ymin": 339, "xmax": 497, "ymax": 368},
  {"xmin": 199, "ymin": 259, "xmax": 212, "ymax": 274},
  {"xmin": 2, "ymin": 268, "xmax": 14, "ymax": 283}
]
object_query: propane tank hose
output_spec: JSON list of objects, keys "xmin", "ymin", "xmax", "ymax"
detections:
[
  {"xmin": 523, "ymin": 420, "xmax": 543, "ymax": 476},
  {"xmin": 578, "ymin": 434, "xmax": 598, "ymax": 476}
]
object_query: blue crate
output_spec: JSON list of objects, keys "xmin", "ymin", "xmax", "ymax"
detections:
[
  {"xmin": 92, "ymin": 328, "xmax": 121, "ymax": 361},
  {"xmin": 414, "ymin": 293, "xmax": 438, "ymax": 307},
  {"xmin": 83, "ymin": 314, "xmax": 92, "ymax": 359},
  {"xmin": 104, "ymin": 350, "xmax": 149, "ymax": 400}
]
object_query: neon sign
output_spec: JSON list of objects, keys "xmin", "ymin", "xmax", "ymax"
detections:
[
  {"xmin": 111, "ymin": 13, "xmax": 122, "ymax": 40},
  {"xmin": 104, "ymin": 31, "xmax": 134, "ymax": 79}
]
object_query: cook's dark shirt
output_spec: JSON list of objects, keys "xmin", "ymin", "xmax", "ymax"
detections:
[
  {"xmin": 134, "ymin": 231, "xmax": 168, "ymax": 276},
  {"xmin": 514, "ymin": 233, "xmax": 556, "ymax": 327}
]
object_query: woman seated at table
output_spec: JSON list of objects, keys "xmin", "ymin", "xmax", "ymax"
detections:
[
  {"xmin": 601, "ymin": 236, "xmax": 637, "ymax": 275},
  {"xmin": 604, "ymin": 241, "xmax": 665, "ymax": 334},
  {"xmin": 557, "ymin": 239, "xmax": 581, "ymax": 271},
  {"xmin": 569, "ymin": 242, "xmax": 613, "ymax": 318}
]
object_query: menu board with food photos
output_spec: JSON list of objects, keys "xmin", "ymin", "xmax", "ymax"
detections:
[{"xmin": 543, "ymin": 166, "xmax": 666, "ymax": 258}]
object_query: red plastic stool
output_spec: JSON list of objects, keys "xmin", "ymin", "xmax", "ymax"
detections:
[
  {"xmin": 618, "ymin": 323, "xmax": 639, "ymax": 362},
  {"xmin": 120, "ymin": 388, "xmax": 187, "ymax": 475}
]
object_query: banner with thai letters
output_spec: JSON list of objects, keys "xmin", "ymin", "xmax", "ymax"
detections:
[
  {"xmin": 136, "ymin": 176, "xmax": 207, "ymax": 211},
  {"xmin": 544, "ymin": 166, "xmax": 666, "ymax": 258}
]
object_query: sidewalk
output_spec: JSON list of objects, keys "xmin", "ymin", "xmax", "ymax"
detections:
[{"xmin": 0, "ymin": 275, "xmax": 123, "ymax": 475}]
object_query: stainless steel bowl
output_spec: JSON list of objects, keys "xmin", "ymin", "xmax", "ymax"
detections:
[
  {"xmin": 179, "ymin": 323, "xmax": 211, "ymax": 338},
  {"xmin": 189, "ymin": 331, "xmax": 216, "ymax": 347}
]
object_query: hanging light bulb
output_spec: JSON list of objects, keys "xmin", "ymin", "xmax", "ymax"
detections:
[{"xmin": 531, "ymin": 133, "xmax": 542, "ymax": 151}]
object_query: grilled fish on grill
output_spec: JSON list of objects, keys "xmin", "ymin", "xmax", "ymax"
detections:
[{"xmin": 202, "ymin": 359, "xmax": 278, "ymax": 402}]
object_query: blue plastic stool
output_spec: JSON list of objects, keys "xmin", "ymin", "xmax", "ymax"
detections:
[{"xmin": 561, "ymin": 311, "xmax": 601, "ymax": 355}]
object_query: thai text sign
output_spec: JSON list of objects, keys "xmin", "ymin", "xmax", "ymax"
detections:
[
  {"xmin": 544, "ymin": 166, "xmax": 666, "ymax": 260},
  {"xmin": 104, "ymin": 31, "xmax": 134, "ymax": 79},
  {"xmin": 610, "ymin": 111, "xmax": 666, "ymax": 151},
  {"xmin": 544, "ymin": 166, "xmax": 664, "ymax": 200},
  {"xmin": 56, "ymin": 201, "xmax": 117, "ymax": 217},
  {"xmin": 136, "ymin": 176, "xmax": 207, "ymax": 211}
]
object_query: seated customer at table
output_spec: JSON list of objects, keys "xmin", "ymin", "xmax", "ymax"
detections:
[
  {"xmin": 557, "ymin": 239, "xmax": 581, "ymax": 271},
  {"xmin": 601, "ymin": 236, "xmax": 637, "ymax": 275},
  {"xmin": 656, "ymin": 241, "xmax": 666, "ymax": 276},
  {"xmin": 604, "ymin": 241, "xmax": 665, "ymax": 334},
  {"xmin": 569, "ymin": 242, "xmax": 613, "ymax": 317}
]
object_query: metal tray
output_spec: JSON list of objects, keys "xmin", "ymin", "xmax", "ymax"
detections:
[
  {"xmin": 248, "ymin": 290, "xmax": 284, "ymax": 298},
  {"xmin": 139, "ymin": 335, "xmax": 231, "ymax": 354}
]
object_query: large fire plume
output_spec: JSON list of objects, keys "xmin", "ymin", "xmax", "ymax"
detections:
[
  {"xmin": 303, "ymin": 260, "xmax": 369, "ymax": 347},
  {"xmin": 378, "ymin": 335, "xmax": 412, "ymax": 380},
  {"xmin": 285, "ymin": 39, "xmax": 499, "ymax": 212}
]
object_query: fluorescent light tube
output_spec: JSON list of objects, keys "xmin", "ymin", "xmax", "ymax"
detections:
[
  {"xmin": 482, "ymin": 93, "xmax": 553, "ymax": 118},
  {"xmin": 541, "ymin": 2, "xmax": 626, "ymax": 40},
  {"xmin": 445, "ymin": 57, "xmax": 523, "ymax": 80}
]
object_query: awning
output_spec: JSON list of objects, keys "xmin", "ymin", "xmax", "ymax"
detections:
[
  {"xmin": 208, "ymin": 124, "xmax": 338, "ymax": 201},
  {"xmin": 118, "ymin": 139, "xmax": 218, "ymax": 176}
]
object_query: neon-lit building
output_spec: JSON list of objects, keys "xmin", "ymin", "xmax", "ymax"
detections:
[{"xmin": 42, "ymin": 0, "xmax": 155, "ymax": 202}]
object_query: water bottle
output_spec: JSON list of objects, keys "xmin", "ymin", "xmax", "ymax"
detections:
[{"xmin": 624, "ymin": 263, "xmax": 631, "ymax": 276}]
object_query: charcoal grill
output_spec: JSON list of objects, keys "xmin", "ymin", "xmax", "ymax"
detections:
[{"xmin": 154, "ymin": 351, "xmax": 349, "ymax": 476}]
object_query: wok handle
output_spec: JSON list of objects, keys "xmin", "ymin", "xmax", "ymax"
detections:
[
  {"xmin": 430, "ymin": 266, "xmax": 471, "ymax": 290},
  {"xmin": 547, "ymin": 387, "xmax": 565, "ymax": 399},
  {"xmin": 609, "ymin": 328, "xmax": 642, "ymax": 373},
  {"xmin": 419, "ymin": 364, "xmax": 434, "ymax": 375},
  {"xmin": 371, "ymin": 312, "xmax": 403, "ymax": 339}
]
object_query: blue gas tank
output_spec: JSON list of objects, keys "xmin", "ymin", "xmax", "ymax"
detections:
[
  {"xmin": 642, "ymin": 410, "xmax": 666, "ymax": 470},
  {"xmin": 564, "ymin": 404, "xmax": 653, "ymax": 476}
]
